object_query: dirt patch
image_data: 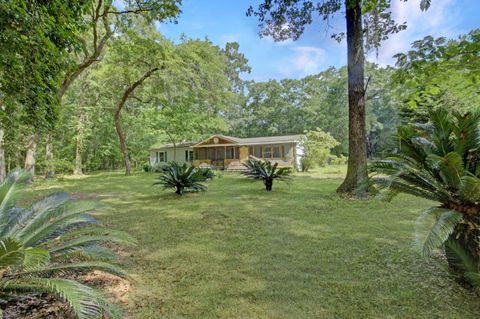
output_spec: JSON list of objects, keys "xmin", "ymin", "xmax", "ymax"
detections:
[{"xmin": 83, "ymin": 270, "xmax": 131, "ymax": 305}]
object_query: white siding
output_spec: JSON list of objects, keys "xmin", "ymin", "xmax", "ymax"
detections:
[{"xmin": 150, "ymin": 147, "xmax": 193, "ymax": 166}]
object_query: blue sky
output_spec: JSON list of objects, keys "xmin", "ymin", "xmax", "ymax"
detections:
[{"xmin": 157, "ymin": 0, "xmax": 480, "ymax": 81}]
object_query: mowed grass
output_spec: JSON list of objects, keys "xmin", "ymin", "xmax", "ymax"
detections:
[{"xmin": 28, "ymin": 167, "xmax": 480, "ymax": 318}]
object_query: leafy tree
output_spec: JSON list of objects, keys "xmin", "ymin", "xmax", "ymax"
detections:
[
  {"xmin": 369, "ymin": 109, "xmax": 480, "ymax": 281},
  {"xmin": 154, "ymin": 162, "xmax": 208, "ymax": 195},
  {"xmin": 247, "ymin": 0, "xmax": 432, "ymax": 195},
  {"xmin": 393, "ymin": 30, "xmax": 480, "ymax": 122},
  {"xmin": 299, "ymin": 129, "xmax": 339, "ymax": 172},
  {"xmin": 242, "ymin": 159, "xmax": 291, "ymax": 191},
  {"xmin": 0, "ymin": 170, "xmax": 136, "ymax": 318}
]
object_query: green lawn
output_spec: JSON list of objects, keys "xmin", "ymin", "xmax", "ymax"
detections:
[{"xmin": 29, "ymin": 167, "xmax": 480, "ymax": 318}]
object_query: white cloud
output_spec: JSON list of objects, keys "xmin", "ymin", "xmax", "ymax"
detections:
[
  {"xmin": 278, "ymin": 46, "xmax": 326, "ymax": 78},
  {"xmin": 369, "ymin": 0, "xmax": 463, "ymax": 66}
]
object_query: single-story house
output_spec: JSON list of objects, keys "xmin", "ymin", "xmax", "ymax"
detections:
[{"xmin": 150, "ymin": 134, "xmax": 303, "ymax": 170}]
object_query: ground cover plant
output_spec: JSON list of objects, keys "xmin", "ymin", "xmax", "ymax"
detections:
[
  {"xmin": 0, "ymin": 170, "xmax": 136, "ymax": 318},
  {"xmin": 27, "ymin": 168, "xmax": 480, "ymax": 318}
]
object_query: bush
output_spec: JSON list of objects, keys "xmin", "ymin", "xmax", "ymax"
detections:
[
  {"xmin": 328, "ymin": 154, "xmax": 348, "ymax": 166},
  {"xmin": 369, "ymin": 109, "xmax": 480, "ymax": 282},
  {"xmin": 242, "ymin": 159, "xmax": 291, "ymax": 191},
  {"xmin": 198, "ymin": 167, "xmax": 215, "ymax": 180},
  {"xmin": 0, "ymin": 170, "xmax": 136, "ymax": 318},
  {"xmin": 299, "ymin": 128, "xmax": 339, "ymax": 171},
  {"xmin": 143, "ymin": 163, "xmax": 165, "ymax": 173},
  {"xmin": 154, "ymin": 162, "xmax": 208, "ymax": 195}
]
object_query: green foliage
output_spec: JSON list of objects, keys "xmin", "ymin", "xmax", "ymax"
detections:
[
  {"xmin": 198, "ymin": 167, "xmax": 215, "ymax": 180},
  {"xmin": 247, "ymin": 1, "xmax": 426, "ymax": 51},
  {"xmin": 0, "ymin": 0, "xmax": 89, "ymax": 129},
  {"xmin": 154, "ymin": 162, "xmax": 208, "ymax": 195},
  {"xmin": 393, "ymin": 30, "xmax": 480, "ymax": 122},
  {"xmin": 299, "ymin": 129, "xmax": 339, "ymax": 172},
  {"xmin": 0, "ymin": 170, "xmax": 136, "ymax": 318},
  {"xmin": 242, "ymin": 159, "xmax": 291, "ymax": 191},
  {"xmin": 369, "ymin": 109, "xmax": 480, "ymax": 272}
]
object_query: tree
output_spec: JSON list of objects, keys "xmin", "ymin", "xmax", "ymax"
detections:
[
  {"xmin": 0, "ymin": 0, "xmax": 91, "ymax": 178},
  {"xmin": 247, "ymin": 0, "xmax": 432, "ymax": 195},
  {"xmin": 299, "ymin": 129, "xmax": 339, "ymax": 172},
  {"xmin": 392, "ymin": 30, "xmax": 480, "ymax": 122},
  {"xmin": 103, "ymin": 22, "xmax": 167, "ymax": 176}
]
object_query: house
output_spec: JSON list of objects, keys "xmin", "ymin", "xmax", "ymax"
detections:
[
  {"xmin": 150, "ymin": 134, "xmax": 303, "ymax": 170},
  {"xmin": 150, "ymin": 142, "xmax": 196, "ymax": 166}
]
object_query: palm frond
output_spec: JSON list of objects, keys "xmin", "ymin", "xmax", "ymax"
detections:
[
  {"xmin": 12, "ymin": 261, "xmax": 127, "ymax": 278},
  {"xmin": 2, "ymin": 278, "xmax": 121, "ymax": 319},
  {"xmin": 415, "ymin": 207, "xmax": 463, "ymax": 257},
  {"xmin": 0, "ymin": 237, "xmax": 24, "ymax": 269},
  {"xmin": 49, "ymin": 234, "xmax": 136, "ymax": 255},
  {"xmin": 4, "ymin": 192, "xmax": 70, "ymax": 238},
  {"xmin": 0, "ymin": 170, "xmax": 31, "ymax": 236},
  {"xmin": 22, "ymin": 247, "xmax": 50, "ymax": 271}
]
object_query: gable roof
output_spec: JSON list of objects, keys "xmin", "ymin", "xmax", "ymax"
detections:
[{"xmin": 193, "ymin": 134, "xmax": 302, "ymax": 147}]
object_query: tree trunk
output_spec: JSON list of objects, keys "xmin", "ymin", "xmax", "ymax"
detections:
[
  {"xmin": 73, "ymin": 81, "xmax": 87, "ymax": 175},
  {"xmin": 0, "ymin": 127, "xmax": 5, "ymax": 183},
  {"xmin": 265, "ymin": 179, "xmax": 273, "ymax": 191},
  {"xmin": 114, "ymin": 67, "xmax": 159, "ymax": 176},
  {"xmin": 24, "ymin": 130, "xmax": 39, "ymax": 176},
  {"xmin": 176, "ymin": 186, "xmax": 184, "ymax": 195},
  {"xmin": 45, "ymin": 134, "xmax": 55, "ymax": 178},
  {"xmin": 74, "ymin": 135, "xmax": 84, "ymax": 175},
  {"xmin": 337, "ymin": 0, "xmax": 368, "ymax": 195}
]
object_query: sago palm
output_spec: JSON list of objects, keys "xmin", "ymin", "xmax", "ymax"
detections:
[
  {"xmin": 369, "ymin": 109, "xmax": 480, "ymax": 279},
  {"xmin": 242, "ymin": 159, "xmax": 291, "ymax": 191},
  {"xmin": 154, "ymin": 162, "xmax": 208, "ymax": 195},
  {"xmin": 0, "ymin": 170, "xmax": 137, "ymax": 318}
]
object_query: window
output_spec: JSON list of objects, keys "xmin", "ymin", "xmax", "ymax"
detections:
[
  {"xmin": 157, "ymin": 152, "xmax": 167, "ymax": 163},
  {"xmin": 235, "ymin": 147, "xmax": 240, "ymax": 159},
  {"xmin": 226, "ymin": 146, "xmax": 234, "ymax": 159},
  {"xmin": 263, "ymin": 146, "xmax": 272, "ymax": 158},
  {"xmin": 253, "ymin": 146, "xmax": 262, "ymax": 158},
  {"xmin": 273, "ymin": 145, "xmax": 282, "ymax": 158},
  {"xmin": 185, "ymin": 150, "xmax": 194, "ymax": 162},
  {"xmin": 199, "ymin": 148, "xmax": 207, "ymax": 160}
]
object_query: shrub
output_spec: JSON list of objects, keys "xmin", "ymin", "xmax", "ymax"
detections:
[
  {"xmin": 328, "ymin": 154, "xmax": 348, "ymax": 166},
  {"xmin": 0, "ymin": 170, "xmax": 136, "ymax": 318},
  {"xmin": 369, "ymin": 109, "xmax": 480, "ymax": 282},
  {"xmin": 143, "ymin": 163, "xmax": 164, "ymax": 173},
  {"xmin": 198, "ymin": 167, "xmax": 215, "ymax": 180},
  {"xmin": 299, "ymin": 129, "xmax": 339, "ymax": 172},
  {"xmin": 154, "ymin": 162, "xmax": 208, "ymax": 195},
  {"xmin": 242, "ymin": 159, "xmax": 291, "ymax": 191}
]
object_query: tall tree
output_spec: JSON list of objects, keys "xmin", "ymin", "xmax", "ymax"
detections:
[
  {"xmin": 44, "ymin": 0, "xmax": 182, "ymax": 178},
  {"xmin": 0, "ymin": 0, "xmax": 90, "ymax": 178},
  {"xmin": 247, "ymin": 0, "xmax": 431, "ymax": 195}
]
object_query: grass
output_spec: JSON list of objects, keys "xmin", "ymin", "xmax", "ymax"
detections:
[{"xmin": 28, "ymin": 166, "xmax": 480, "ymax": 318}]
